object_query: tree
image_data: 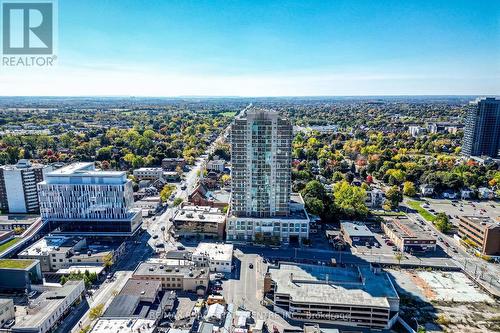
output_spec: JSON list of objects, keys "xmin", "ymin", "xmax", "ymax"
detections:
[
  {"xmin": 304, "ymin": 197, "xmax": 324, "ymax": 216},
  {"xmin": 394, "ymin": 251, "xmax": 404, "ymax": 268},
  {"xmin": 103, "ymin": 253, "xmax": 114, "ymax": 269},
  {"xmin": 89, "ymin": 304, "xmax": 104, "ymax": 320},
  {"xmin": 173, "ymin": 197, "xmax": 183, "ymax": 206},
  {"xmin": 220, "ymin": 174, "xmax": 231, "ymax": 186},
  {"xmin": 160, "ymin": 184, "xmax": 176, "ymax": 202},
  {"xmin": 403, "ymin": 181, "xmax": 417, "ymax": 197},
  {"xmin": 434, "ymin": 212, "xmax": 452, "ymax": 233},
  {"xmin": 385, "ymin": 186, "xmax": 403, "ymax": 210},
  {"xmin": 333, "ymin": 181, "xmax": 368, "ymax": 217}
]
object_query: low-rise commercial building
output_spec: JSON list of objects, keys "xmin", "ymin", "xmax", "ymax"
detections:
[
  {"xmin": 382, "ymin": 218, "xmax": 436, "ymax": 252},
  {"xmin": 134, "ymin": 196, "xmax": 162, "ymax": 217},
  {"xmin": 266, "ymin": 263, "xmax": 399, "ymax": 329},
  {"xmin": 172, "ymin": 205, "xmax": 226, "ymax": 240},
  {"xmin": 458, "ymin": 216, "xmax": 500, "ymax": 255},
  {"xmin": 162, "ymin": 158, "xmax": 186, "ymax": 171},
  {"xmin": 340, "ymin": 222, "xmax": 376, "ymax": 246},
  {"xmin": 12, "ymin": 280, "xmax": 85, "ymax": 333},
  {"xmin": 192, "ymin": 243, "xmax": 233, "ymax": 273},
  {"xmin": 206, "ymin": 159, "xmax": 225, "ymax": 172},
  {"xmin": 0, "ymin": 259, "xmax": 42, "ymax": 292},
  {"xmin": 18, "ymin": 235, "xmax": 125, "ymax": 272},
  {"xmin": 133, "ymin": 261, "xmax": 209, "ymax": 294},
  {"xmin": 91, "ymin": 318, "xmax": 156, "ymax": 333},
  {"xmin": 103, "ymin": 278, "xmax": 176, "ymax": 321},
  {"xmin": 226, "ymin": 193, "xmax": 310, "ymax": 245},
  {"xmin": 133, "ymin": 167, "xmax": 164, "ymax": 181}
]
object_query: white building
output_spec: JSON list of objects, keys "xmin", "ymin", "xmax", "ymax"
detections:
[
  {"xmin": 206, "ymin": 159, "xmax": 225, "ymax": 172},
  {"xmin": 420, "ymin": 184, "xmax": 434, "ymax": 197},
  {"xmin": 37, "ymin": 163, "xmax": 142, "ymax": 236},
  {"xmin": 91, "ymin": 319, "xmax": 156, "ymax": 333},
  {"xmin": 172, "ymin": 205, "xmax": 226, "ymax": 240},
  {"xmin": 133, "ymin": 167, "xmax": 164, "ymax": 181},
  {"xmin": 408, "ymin": 126, "xmax": 427, "ymax": 137},
  {"xmin": 365, "ymin": 188, "xmax": 384, "ymax": 208},
  {"xmin": 12, "ymin": 280, "xmax": 85, "ymax": 333},
  {"xmin": 18, "ymin": 235, "xmax": 124, "ymax": 272},
  {"xmin": 0, "ymin": 160, "xmax": 52, "ymax": 213},
  {"xmin": 192, "ymin": 243, "xmax": 233, "ymax": 273}
]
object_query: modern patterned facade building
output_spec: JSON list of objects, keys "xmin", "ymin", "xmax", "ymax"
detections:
[
  {"xmin": 230, "ymin": 107, "xmax": 292, "ymax": 217},
  {"xmin": 462, "ymin": 97, "xmax": 500, "ymax": 158},
  {"xmin": 0, "ymin": 159, "xmax": 52, "ymax": 213},
  {"xmin": 37, "ymin": 162, "xmax": 141, "ymax": 236},
  {"xmin": 227, "ymin": 107, "xmax": 309, "ymax": 244}
]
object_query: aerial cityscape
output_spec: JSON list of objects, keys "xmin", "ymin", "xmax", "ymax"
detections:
[{"xmin": 0, "ymin": 1, "xmax": 499, "ymax": 333}]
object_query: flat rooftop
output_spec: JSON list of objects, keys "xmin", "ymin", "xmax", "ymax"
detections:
[
  {"xmin": 134, "ymin": 262, "xmax": 208, "ymax": 279},
  {"xmin": 0, "ymin": 215, "xmax": 39, "ymax": 225},
  {"xmin": 19, "ymin": 235, "xmax": 83, "ymax": 256},
  {"xmin": 55, "ymin": 265, "xmax": 105, "ymax": 275},
  {"xmin": 0, "ymin": 259, "xmax": 37, "ymax": 270},
  {"xmin": 193, "ymin": 243, "xmax": 233, "ymax": 262},
  {"xmin": 341, "ymin": 222, "xmax": 374, "ymax": 238},
  {"xmin": 459, "ymin": 216, "xmax": 500, "ymax": 230},
  {"xmin": 91, "ymin": 318, "xmax": 155, "ymax": 333},
  {"xmin": 120, "ymin": 279, "xmax": 161, "ymax": 300},
  {"xmin": 13, "ymin": 281, "xmax": 84, "ymax": 329},
  {"xmin": 384, "ymin": 218, "xmax": 435, "ymax": 241},
  {"xmin": 174, "ymin": 206, "xmax": 225, "ymax": 224},
  {"xmin": 45, "ymin": 162, "xmax": 126, "ymax": 178},
  {"xmin": 269, "ymin": 263, "xmax": 398, "ymax": 309}
]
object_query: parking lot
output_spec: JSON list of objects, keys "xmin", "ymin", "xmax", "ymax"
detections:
[{"xmin": 420, "ymin": 198, "xmax": 500, "ymax": 227}]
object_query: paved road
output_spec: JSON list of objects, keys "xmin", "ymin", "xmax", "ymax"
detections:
[
  {"xmin": 234, "ymin": 243, "xmax": 457, "ymax": 269},
  {"xmin": 222, "ymin": 250, "xmax": 297, "ymax": 332}
]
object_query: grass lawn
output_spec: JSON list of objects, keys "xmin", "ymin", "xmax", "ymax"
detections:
[
  {"xmin": 220, "ymin": 111, "xmax": 237, "ymax": 117},
  {"xmin": 371, "ymin": 210, "xmax": 405, "ymax": 217},
  {"xmin": 0, "ymin": 258, "xmax": 34, "ymax": 269},
  {"xmin": 407, "ymin": 200, "xmax": 436, "ymax": 222},
  {"xmin": 0, "ymin": 237, "xmax": 21, "ymax": 254}
]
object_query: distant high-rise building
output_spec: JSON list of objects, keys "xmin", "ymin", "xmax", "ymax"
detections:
[
  {"xmin": 227, "ymin": 107, "xmax": 310, "ymax": 244},
  {"xmin": 462, "ymin": 97, "xmax": 500, "ymax": 158},
  {"xmin": 37, "ymin": 162, "xmax": 141, "ymax": 236},
  {"xmin": 230, "ymin": 107, "xmax": 292, "ymax": 217},
  {"xmin": 0, "ymin": 159, "xmax": 52, "ymax": 213}
]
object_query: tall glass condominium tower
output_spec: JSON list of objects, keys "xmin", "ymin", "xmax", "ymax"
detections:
[
  {"xmin": 230, "ymin": 107, "xmax": 292, "ymax": 218},
  {"xmin": 462, "ymin": 97, "xmax": 500, "ymax": 158}
]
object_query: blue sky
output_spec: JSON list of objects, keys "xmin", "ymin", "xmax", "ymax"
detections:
[{"xmin": 2, "ymin": 0, "xmax": 499, "ymax": 96}]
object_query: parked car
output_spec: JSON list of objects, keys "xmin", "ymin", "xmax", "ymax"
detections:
[{"xmin": 4, "ymin": 319, "xmax": 15, "ymax": 329}]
